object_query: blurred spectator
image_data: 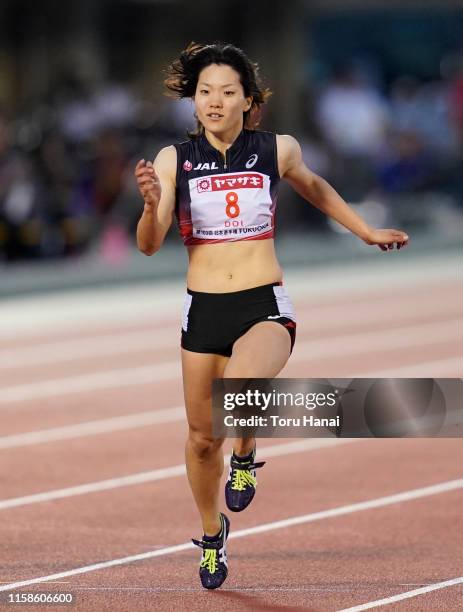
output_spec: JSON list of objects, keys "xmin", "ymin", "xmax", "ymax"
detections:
[
  {"xmin": 93, "ymin": 82, "xmax": 138, "ymax": 131},
  {"xmin": 376, "ymin": 130, "xmax": 438, "ymax": 195},
  {"xmin": 0, "ymin": 113, "xmax": 42, "ymax": 260},
  {"xmin": 55, "ymin": 77, "xmax": 100, "ymax": 145},
  {"xmin": 390, "ymin": 76, "xmax": 458, "ymax": 156},
  {"xmin": 91, "ymin": 128, "xmax": 133, "ymax": 266},
  {"xmin": 448, "ymin": 56, "xmax": 463, "ymax": 146},
  {"xmin": 315, "ymin": 65, "xmax": 390, "ymax": 200},
  {"xmin": 93, "ymin": 128, "xmax": 130, "ymax": 218},
  {"xmin": 56, "ymin": 77, "xmax": 138, "ymax": 145},
  {"xmin": 316, "ymin": 65, "xmax": 389, "ymax": 157},
  {"xmin": 35, "ymin": 130, "xmax": 77, "ymax": 257}
]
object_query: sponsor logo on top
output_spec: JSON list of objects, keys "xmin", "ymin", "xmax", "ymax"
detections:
[
  {"xmin": 196, "ymin": 173, "xmax": 263, "ymax": 193},
  {"xmin": 197, "ymin": 178, "xmax": 212, "ymax": 193},
  {"xmin": 194, "ymin": 162, "xmax": 218, "ymax": 171},
  {"xmin": 245, "ymin": 153, "xmax": 258, "ymax": 169},
  {"xmin": 183, "ymin": 160, "xmax": 193, "ymax": 171}
]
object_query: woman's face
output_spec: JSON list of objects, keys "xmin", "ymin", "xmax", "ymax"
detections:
[{"xmin": 194, "ymin": 63, "xmax": 252, "ymax": 135}]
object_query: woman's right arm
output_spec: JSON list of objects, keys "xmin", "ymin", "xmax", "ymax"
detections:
[{"xmin": 135, "ymin": 145, "xmax": 177, "ymax": 255}]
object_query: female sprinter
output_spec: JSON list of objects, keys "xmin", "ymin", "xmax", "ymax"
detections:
[{"xmin": 135, "ymin": 42, "xmax": 409, "ymax": 590}]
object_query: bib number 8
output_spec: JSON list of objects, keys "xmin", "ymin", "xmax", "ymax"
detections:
[{"xmin": 225, "ymin": 192, "xmax": 240, "ymax": 218}]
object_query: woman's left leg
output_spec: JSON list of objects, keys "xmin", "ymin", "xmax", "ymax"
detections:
[{"xmin": 223, "ymin": 321, "xmax": 292, "ymax": 456}]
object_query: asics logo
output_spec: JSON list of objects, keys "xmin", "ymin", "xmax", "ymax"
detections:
[
  {"xmin": 267, "ymin": 315, "xmax": 282, "ymax": 319},
  {"xmin": 245, "ymin": 153, "xmax": 258, "ymax": 169}
]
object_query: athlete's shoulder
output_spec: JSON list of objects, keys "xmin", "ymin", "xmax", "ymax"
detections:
[
  {"xmin": 275, "ymin": 135, "xmax": 303, "ymax": 178},
  {"xmin": 276, "ymin": 134, "xmax": 301, "ymax": 152},
  {"xmin": 153, "ymin": 145, "xmax": 177, "ymax": 180},
  {"xmin": 276, "ymin": 134, "xmax": 302, "ymax": 162},
  {"xmin": 155, "ymin": 144, "xmax": 177, "ymax": 162}
]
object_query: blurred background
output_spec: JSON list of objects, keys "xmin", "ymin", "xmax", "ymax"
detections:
[{"xmin": 1, "ymin": 0, "xmax": 463, "ymax": 296}]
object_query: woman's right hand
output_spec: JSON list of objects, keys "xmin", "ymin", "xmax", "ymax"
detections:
[{"xmin": 135, "ymin": 159, "xmax": 162, "ymax": 210}]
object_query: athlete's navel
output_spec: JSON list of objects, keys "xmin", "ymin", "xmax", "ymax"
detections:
[{"xmin": 227, "ymin": 273, "xmax": 233, "ymax": 280}]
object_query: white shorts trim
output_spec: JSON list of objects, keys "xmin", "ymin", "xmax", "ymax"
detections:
[
  {"xmin": 182, "ymin": 293, "xmax": 193, "ymax": 332},
  {"xmin": 273, "ymin": 285, "xmax": 296, "ymax": 321}
]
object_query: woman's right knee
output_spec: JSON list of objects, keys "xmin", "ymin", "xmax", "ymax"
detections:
[{"xmin": 187, "ymin": 427, "xmax": 225, "ymax": 460}]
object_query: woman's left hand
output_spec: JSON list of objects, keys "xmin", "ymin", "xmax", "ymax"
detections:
[{"xmin": 363, "ymin": 228, "xmax": 409, "ymax": 251}]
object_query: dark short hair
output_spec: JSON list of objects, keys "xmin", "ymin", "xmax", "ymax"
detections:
[{"xmin": 164, "ymin": 42, "xmax": 271, "ymax": 136}]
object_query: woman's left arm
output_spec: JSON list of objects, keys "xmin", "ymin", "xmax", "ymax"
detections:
[{"xmin": 277, "ymin": 134, "xmax": 409, "ymax": 251}]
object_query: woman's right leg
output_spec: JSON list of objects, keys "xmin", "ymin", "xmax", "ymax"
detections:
[{"xmin": 182, "ymin": 348, "xmax": 229, "ymax": 537}]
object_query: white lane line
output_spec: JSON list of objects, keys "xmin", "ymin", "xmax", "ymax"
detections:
[
  {"xmin": 356, "ymin": 357, "xmax": 463, "ymax": 378},
  {"xmin": 0, "ymin": 361, "xmax": 180, "ymax": 404},
  {"xmin": 0, "ymin": 329, "xmax": 176, "ymax": 370},
  {"xmin": 2, "ymin": 265, "xmax": 463, "ymax": 369},
  {"xmin": 337, "ymin": 575, "xmax": 463, "ymax": 611},
  {"xmin": 0, "ymin": 477, "xmax": 462, "ymax": 593},
  {"xmin": 2, "ymin": 302, "xmax": 462, "ymax": 371},
  {"xmin": 291, "ymin": 317, "xmax": 463, "ymax": 360},
  {"xmin": 0, "ymin": 283, "xmax": 184, "ymax": 340},
  {"xmin": 0, "ymin": 438, "xmax": 354, "ymax": 510},
  {"xmin": 0, "ymin": 407, "xmax": 185, "ymax": 449},
  {"xmin": 2, "ymin": 317, "xmax": 463, "ymax": 404}
]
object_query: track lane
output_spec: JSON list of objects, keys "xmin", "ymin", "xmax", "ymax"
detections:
[
  {"xmin": 1, "ymin": 439, "xmax": 462, "ymax": 581},
  {"xmin": 1, "ymin": 260, "xmax": 462, "ymax": 610},
  {"xmin": 1, "ymin": 441, "xmax": 463, "ymax": 610}
]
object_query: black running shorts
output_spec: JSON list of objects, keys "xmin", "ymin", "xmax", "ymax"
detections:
[{"xmin": 181, "ymin": 282, "xmax": 296, "ymax": 357}]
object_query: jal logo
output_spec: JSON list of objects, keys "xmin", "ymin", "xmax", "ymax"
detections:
[
  {"xmin": 194, "ymin": 162, "xmax": 218, "ymax": 171},
  {"xmin": 245, "ymin": 153, "xmax": 258, "ymax": 169},
  {"xmin": 183, "ymin": 160, "xmax": 193, "ymax": 171}
]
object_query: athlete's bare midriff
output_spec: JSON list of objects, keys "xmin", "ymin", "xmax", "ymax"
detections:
[{"xmin": 186, "ymin": 238, "xmax": 283, "ymax": 292}]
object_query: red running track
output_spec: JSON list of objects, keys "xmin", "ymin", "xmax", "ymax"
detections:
[{"xmin": 0, "ymin": 263, "xmax": 462, "ymax": 611}]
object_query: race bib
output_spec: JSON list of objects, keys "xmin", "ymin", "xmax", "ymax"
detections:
[{"xmin": 188, "ymin": 171, "xmax": 273, "ymax": 241}]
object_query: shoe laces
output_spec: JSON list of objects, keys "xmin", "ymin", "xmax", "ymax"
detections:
[
  {"xmin": 231, "ymin": 467, "xmax": 257, "ymax": 491},
  {"xmin": 192, "ymin": 520, "xmax": 224, "ymax": 574},
  {"xmin": 229, "ymin": 459, "xmax": 265, "ymax": 491},
  {"xmin": 200, "ymin": 548, "xmax": 218, "ymax": 573}
]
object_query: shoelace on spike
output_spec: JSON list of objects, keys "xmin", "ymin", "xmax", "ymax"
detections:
[
  {"xmin": 191, "ymin": 515, "xmax": 224, "ymax": 575},
  {"xmin": 199, "ymin": 548, "xmax": 218, "ymax": 574},
  {"xmin": 230, "ymin": 460, "xmax": 265, "ymax": 492}
]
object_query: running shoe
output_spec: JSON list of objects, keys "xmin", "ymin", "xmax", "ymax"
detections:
[
  {"xmin": 191, "ymin": 512, "xmax": 230, "ymax": 590},
  {"xmin": 225, "ymin": 447, "xmax": 266, "ymax": 512}
]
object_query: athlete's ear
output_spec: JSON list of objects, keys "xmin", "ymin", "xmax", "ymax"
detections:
[{"xmin": 244, "ymin": 96, "xmax": 253, "ymax": 112}]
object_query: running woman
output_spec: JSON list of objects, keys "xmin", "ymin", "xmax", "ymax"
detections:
[{"xmin": 135, "ymin": 42, "xmax": 409, "ymax": 590}]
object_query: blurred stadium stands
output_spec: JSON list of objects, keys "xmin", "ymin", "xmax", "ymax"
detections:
[{"xmin": 0, "ymin": 0, "xmax": 462, "ymax": 290}]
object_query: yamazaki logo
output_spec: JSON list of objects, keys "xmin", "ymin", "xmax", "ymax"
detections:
[{"xmin": 196, "ymin": 173, "xmax": 263, "ymax": 193}]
